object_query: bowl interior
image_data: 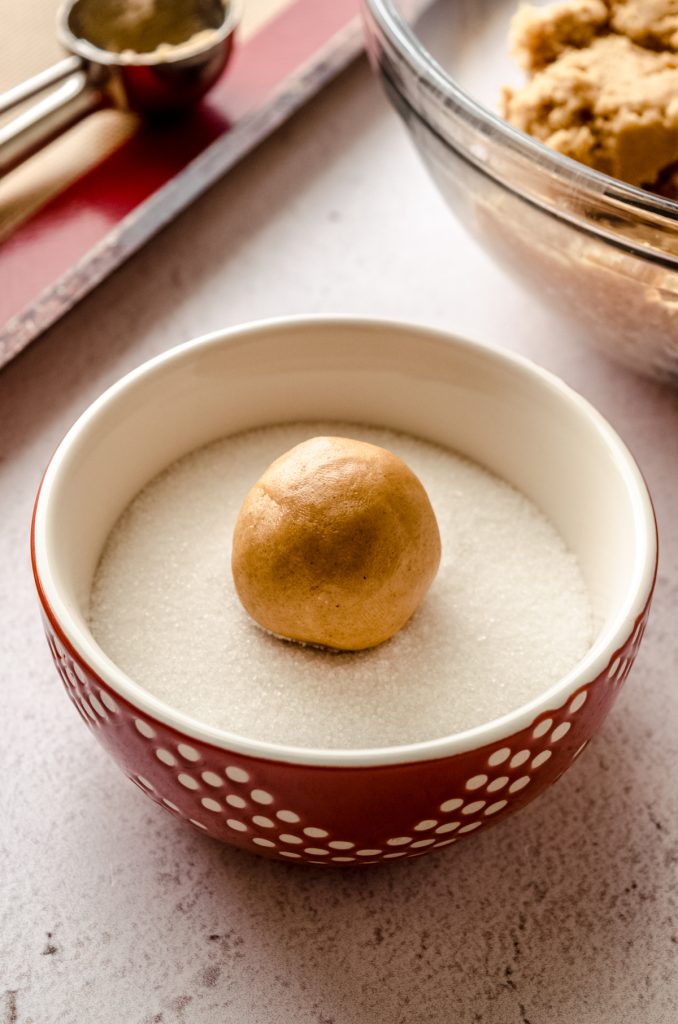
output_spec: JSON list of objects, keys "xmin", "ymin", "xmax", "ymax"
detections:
[
  {"xmin": 403, "ymin": 0, "xmax": 529, "ymax": 106},
  {"xmin": 34, "ymin": 319, "xmax": 654, "ymax": 751}
]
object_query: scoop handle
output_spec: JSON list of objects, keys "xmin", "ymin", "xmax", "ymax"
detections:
[
  {"xmin": 0, "ymin": 68, "xmax": 106, "ymax": 177},
  {"xmin": 0, "ymin": 56, "xmax": 83, "ymax": 116}
]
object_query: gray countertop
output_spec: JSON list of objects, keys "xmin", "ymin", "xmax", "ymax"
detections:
[{"xmin": 2, "ymin": 57, "xmax": 677, "ymax": 1024}]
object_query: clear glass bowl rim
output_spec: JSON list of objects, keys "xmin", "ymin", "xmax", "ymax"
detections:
[{"xmin": 364, "ymin": 0, "xmax": 678, "ymax": 247}]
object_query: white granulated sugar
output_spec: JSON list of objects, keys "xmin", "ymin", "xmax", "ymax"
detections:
[{"xmin": 89, "ymin": 423, "xmax": 593, "ymax": 749}]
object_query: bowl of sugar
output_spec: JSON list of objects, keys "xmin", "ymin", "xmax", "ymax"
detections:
[{"xmin": 31, "ymin": 317, "xmax": 657, "ymax": 865}]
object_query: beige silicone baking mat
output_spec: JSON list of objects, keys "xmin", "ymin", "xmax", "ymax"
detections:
[{"xmin": 0, "ymin": 0, "xmax": 290, "ymax": 240}]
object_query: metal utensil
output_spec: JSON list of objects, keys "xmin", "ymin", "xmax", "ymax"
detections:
[{"xmin": 0, "ymin": 0, "xmax": 240, "ymax": 177}]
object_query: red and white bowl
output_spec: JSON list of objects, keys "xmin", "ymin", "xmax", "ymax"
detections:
[{"xmin": 31, "ymin": 317, "xmax": 658, "ymax": 865}]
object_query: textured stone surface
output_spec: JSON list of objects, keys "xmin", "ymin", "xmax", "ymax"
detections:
[{"xmin": 1, "ymin": 56, "xmax": 677, "ymax": 1024}]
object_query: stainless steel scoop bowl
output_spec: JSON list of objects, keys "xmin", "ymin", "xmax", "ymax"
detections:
[{"xmin": 0, "ymin": 0, "xmax": 240, "ymax": 176}]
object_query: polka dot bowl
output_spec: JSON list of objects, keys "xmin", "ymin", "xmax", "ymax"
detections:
[{"xmin": 31, "ymin": 317, "xmax": 658, "ymax": 866}]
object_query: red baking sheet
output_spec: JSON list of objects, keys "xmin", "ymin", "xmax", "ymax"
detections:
[{"xmin": 0, "ymin": 0, "xmax": 363, "ymax": 367}]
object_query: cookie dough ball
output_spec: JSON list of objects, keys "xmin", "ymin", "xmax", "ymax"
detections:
[{"xmin": 231, "ymin": 436, "xmax": 441, "ymax": 651}]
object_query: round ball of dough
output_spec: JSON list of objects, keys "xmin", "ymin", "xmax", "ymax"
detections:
[{"xmin": 231, "ymin": 436, "xmax": 441, "ymax": 651}]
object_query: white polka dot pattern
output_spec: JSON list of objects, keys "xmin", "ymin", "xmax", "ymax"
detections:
[
  {"xmin": 227, "ymin": 819, "xmax": 247, "ymax": 832},
  {"xmin": 440, "ymin": 798, "xmax": 463, "ymax": 813},
  {"xmin": 569, "ymin": 692, "xmax": 587, "ymax": 714},
  {"xmin": 100, "ymin": 690, "xmax": 119, "ymax": 713},
  {"xmin": 277, "ymin": 810, "xmax": 300, "ymax": 824},
  {"xmin": 88, "ymin": 693, "xmax": 106, "ymax": 718},
  {"xmin": 251, "ymin": 789, "xmax": 273, "ymax": 805},
  {"xmin": 201, "ymin": 797, "xmax": 222, "ymax": 812},
  {"xmin": 509, "ymin": 776, "xmax": 530, "ymax": 794},
  {"xmin": 510, "ymin": 749, "xmax": 530, "ymax": 768},
  {"xmin": 459, "ymin": 821, "xmax": 481, "ymax": 833},
  {"xmin": 532, "ymin": 718, "xmax": 552, "ymax": 739},
  {"xmin": 178, "ymin": 744, "xmax": 200, "ymax": 762},
  {"xmin": 485, "ymin": 800, "xmax": 507, "ymax": 816},
  {"xmin": 202, "ymin": 771, "xmax": 222, "ymax": 787},
  {"xmin": 178, "ymin": 773, "xmax": 199, "ymax": 790},
  {"xmin": 39, "ymin": 598, "xmax": 651, "ymax": 866},
  {"xmin": 466, "ymin": 774, "xmax": 488, "ymax": 790},
  {"xmin": 252, "ymin": 815, "xmax": 274, "ymax": 828},
  {"xmin": 137, "ymin": 671, "xmax": 597, "ymax": 859},
  {"xmin": 155, "ymin": 748, "xmax": 176, "ymax": 766}
]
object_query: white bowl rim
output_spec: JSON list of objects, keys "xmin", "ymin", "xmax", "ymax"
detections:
[{"xmin": 32, "ymin": 314, "xmax": 658, "ymax": 768}]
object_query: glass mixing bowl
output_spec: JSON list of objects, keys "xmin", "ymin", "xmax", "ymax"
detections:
[{"xmin": 362, "ymin": 0, "xmax": 678, "ymax": 381}]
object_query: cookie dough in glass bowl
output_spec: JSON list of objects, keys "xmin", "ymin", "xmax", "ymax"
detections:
[{"xmin": 363, "ymin": 0, "xmax": 678, "ymax": 381}]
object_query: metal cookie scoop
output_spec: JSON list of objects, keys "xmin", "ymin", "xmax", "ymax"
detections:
[{"xmin": 0, "ymin": 0, "xmax": 240, "ymax": 177}]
